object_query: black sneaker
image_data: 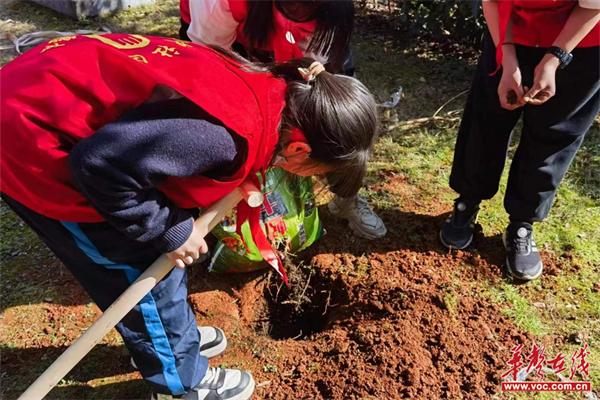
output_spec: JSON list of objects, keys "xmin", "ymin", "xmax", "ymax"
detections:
[
  {"xmin": 439, "ymin": 198, "xmax": 480, "ymax": 249},
  {"xmin": 503, "ymin": 222, "xmax": 543, "ymax": 281}
]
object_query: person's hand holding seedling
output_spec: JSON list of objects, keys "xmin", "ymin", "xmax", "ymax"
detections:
[
  {"xmin": 523, "ymin": 54, "xmax": 560, "ymax": 105},
  {"xmin": 498, "ymin": 44, "xmax": 526, "ymax": 110}
]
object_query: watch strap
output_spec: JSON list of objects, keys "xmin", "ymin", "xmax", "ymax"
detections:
[{"xmin": 546, "ymin": 46, "xmax": 573, "ymax": 69}]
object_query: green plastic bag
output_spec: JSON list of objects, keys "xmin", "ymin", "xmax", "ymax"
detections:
[{"xmin": 208, "ymin": 167, "xmax": 323, "ymax": 273}]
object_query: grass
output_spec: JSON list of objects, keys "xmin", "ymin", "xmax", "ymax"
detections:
[
  {"xmin": 442, "ymin": 289, "xmax": 460, "ymax": 316},
  {"xmin": 487, "ymin": 284, "xmax": 548, "ymax": 336},
  {"xmin": 1, "ymin": 1, "xmax": 599, "ymax": 399}
]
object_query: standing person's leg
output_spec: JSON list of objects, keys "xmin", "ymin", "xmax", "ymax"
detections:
[
  {"xmin": 2, "ymin": 195, "xmax": 255, "ymax": 399},
  {"xmin": 441, "ymin": 34, "xmax": 522, "ymax": 249},
  {"xmin": 502, "ymin": 46, "xmax": 600, "ymax": 280}
]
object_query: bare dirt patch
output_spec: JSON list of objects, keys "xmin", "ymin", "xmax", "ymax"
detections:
[{"xmin": 170, "ymin": 176, "xmax": 544, "ymax": 400}]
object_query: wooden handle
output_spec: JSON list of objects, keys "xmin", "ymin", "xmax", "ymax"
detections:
[{"xmin": 18, "ymin": 184, "xmax": 262, "ymax": 400}]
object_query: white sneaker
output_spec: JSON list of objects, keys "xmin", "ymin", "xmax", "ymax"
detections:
[
  {"xmin": 150, "ymin": 367, "xmax": 255, "ymax": 400},
  {"xmin": 196, "ymin": 326, "xmax": 228, "ymax": 358},
  {"xmin": 132, "ymin": 326, "xmax": 227, "ymax": 369},
  {"xmin": 328, "ymin": 195, "xmax": 387, "ymax": 240},
  {"xmin": 185, "ymin": 367, "xmax": 255, "ymax": 400}
]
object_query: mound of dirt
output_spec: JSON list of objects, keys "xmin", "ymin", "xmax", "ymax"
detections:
[{"xmin": 240, "ymin": 246, "xmax": 529, "ymax": 399}]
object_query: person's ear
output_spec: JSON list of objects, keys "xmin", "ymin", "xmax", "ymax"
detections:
[{"xmin": 282, "ymin": 141, "xmax": 312, "ymax": 157}]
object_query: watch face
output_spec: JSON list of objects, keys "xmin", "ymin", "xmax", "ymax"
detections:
[
  {"xmin": 561, "ymin": 52, "xmax": 573, "ymax": 69},
  {"xmin": 565, "ymin": 53, "xmax": 573, "ymax": 65}
]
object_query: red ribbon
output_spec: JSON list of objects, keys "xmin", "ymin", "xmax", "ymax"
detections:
[{"xmin": 235, "ymin": 173, "xmax": 289, "ymax": 285}]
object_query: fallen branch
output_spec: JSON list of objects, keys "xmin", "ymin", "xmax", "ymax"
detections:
[
  {"xmin": 386, "ymin": 89, "xmax": 468, "ymax": 132},
  {"xmin": 432, "ymin": 89, "xmax": 470, "ymax": 118},
  {"xmin": 280, "ymin": 300, "xmax": 301, "ymax": 305},
  {"xmin": 291, "ymin": 330, "xmax": 304, "ymax": 340},
  {"xmin": 386, "ymin": 114, "xmax": 461, "ymax": 132},
  {"xmin": 10, "ymin": 29, "xmax": 110, "ymax": 54},
  {"xmin": 322, "ymin": 290, "xmax": 332, "ymax": 316}
]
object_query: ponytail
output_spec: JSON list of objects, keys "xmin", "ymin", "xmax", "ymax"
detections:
[
  {"xmin": 209, "ymin": 48, "xmax": 378, "ymax": 197},
  {"xmin": 276, "ymin": 59, "xmax": 378, "ymax": 197}
]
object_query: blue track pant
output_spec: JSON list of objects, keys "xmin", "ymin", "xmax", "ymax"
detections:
[{"xmin": 3, "ymin": 195, "xmax": 208, "ymax": 395}]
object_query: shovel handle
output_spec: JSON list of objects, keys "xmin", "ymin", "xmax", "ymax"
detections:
[{"xmin": 18, "ymin": 183, "xmax": 262, "ymax": 400}]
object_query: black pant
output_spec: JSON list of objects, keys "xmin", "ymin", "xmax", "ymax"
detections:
[
  {"xmin": 450, "ymin": 35, "xmax": 600, "ymax": 222},
  {"xmin": 179, "ymin": 19, "xmax": 191, "ymax": 41}
]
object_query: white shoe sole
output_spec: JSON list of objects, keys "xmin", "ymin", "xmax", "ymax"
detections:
[
  {"xmin": 199, "ymin": 327, "xmax": 227, "ymax": 359},
  {"xmin": 229, "ymin": 373, "xmax": 255, "ymax": 400},
  {"xmin": 505, "ymin": 257, "xmax": 543, "ymax": 281}
]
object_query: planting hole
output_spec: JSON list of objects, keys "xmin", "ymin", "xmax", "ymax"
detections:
[{"xmin": 256, "ymin": 262, "xmax": 349, "ymax": 340}]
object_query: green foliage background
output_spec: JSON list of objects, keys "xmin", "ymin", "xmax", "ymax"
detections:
[{"xmin": 360, "ymin": 0, "xmax": 485, "ymax": 44}]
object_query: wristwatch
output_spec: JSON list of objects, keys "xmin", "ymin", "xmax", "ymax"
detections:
[{"xmin": 546, "ymin": 46, "xmax": 573, "ymax": 69}]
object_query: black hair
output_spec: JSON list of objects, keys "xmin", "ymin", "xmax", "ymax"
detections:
[
  {"xmin": 275, "ymin": 59, "xmax": 378, "ymax": 197},
  {"xmin": 243, "ymin": 0, "xmax": 354, "ymax": 73},
  {"xmin": 213, "ymin": 48, "xmax": 378, "ymax": 197}
]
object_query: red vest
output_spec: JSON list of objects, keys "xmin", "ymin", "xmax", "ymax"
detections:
[
  {"xmin": 181, "ymin": 0, "xmax": 316, "ymax": 61},
  {"xmin": 228, "ymin": 0, "xmax": 316, "ymax": 61},
  {"xmin": 496, "ymin": 0, "xmax": 600, "ymax": 68},
  {"xmin": 511, "ymin": 0, "xmax": 599, "ymax": 48},
  {"xmin": 0, "ymin": 34, "xmax": 286, "ymax": 222},
  {"xmin": 181, "ymin": 0, "xmax": 191, "ymax": 25}
]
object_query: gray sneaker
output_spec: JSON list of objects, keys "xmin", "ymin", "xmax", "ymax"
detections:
[
  {"xmin": 503, "ymin": 222, "xmax": 543, "ymax": 281},
  {"xmin": 151, "ymin": 367, "xmax": 255, "ymax": 400},
  {"xmin": 328, "ymin": 194, "xmax": 387, "ymax": 240},
  {"xmin": 185, "ymin": 367, "xmax": 255, "ymax": 400}
]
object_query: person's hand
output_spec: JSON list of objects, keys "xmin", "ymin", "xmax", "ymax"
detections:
[
  {"xmin": 166, "ymin": 223, "xmax": 209, "ymax": 268},
  {"xmin": 498, "ymin": 48, "xmax": 526, "ymax": 111},
  {"xmin": 523, "ymin": 54, "xmax": 559, "ymax": 106},
  {"xmin": 498, "ymin": 60, "xmax": 525, "ymax": 110},
  {"xmin": 498, "ymin": 67, "xmax": 526, "ymax": 110}
]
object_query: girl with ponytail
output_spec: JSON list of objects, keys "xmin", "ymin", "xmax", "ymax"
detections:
[{"xmin": 0, "ymin": 34, "xmax": 378, "ymax": 400}]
